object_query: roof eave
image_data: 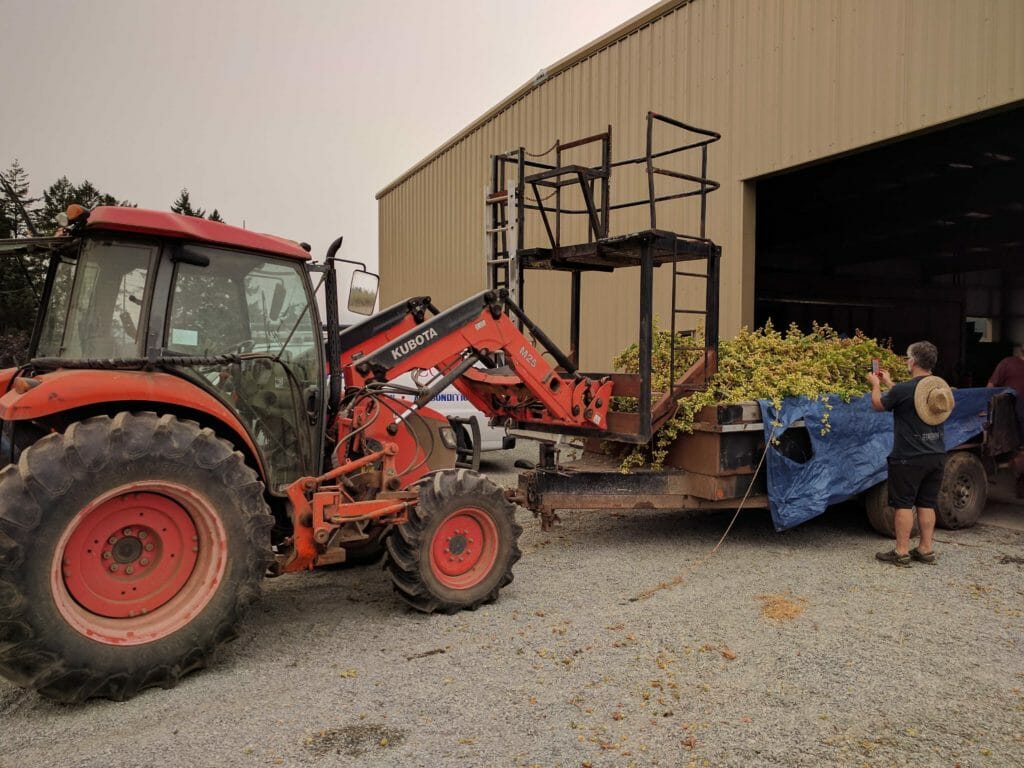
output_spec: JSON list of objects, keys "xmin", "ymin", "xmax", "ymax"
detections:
[{"xmin": 375, "ymin": 0, "xmax": 691, "ymax": 201}]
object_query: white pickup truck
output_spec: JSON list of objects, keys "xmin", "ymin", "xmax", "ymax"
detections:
[{"xmin": 394, "ymin": 367, "xmax": 514, "ymax": 469}]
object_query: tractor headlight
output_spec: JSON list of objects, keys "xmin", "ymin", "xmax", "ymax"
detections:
[{"xmin": 438, "ymin": 426, "xmax": 458, "ymax": 450}]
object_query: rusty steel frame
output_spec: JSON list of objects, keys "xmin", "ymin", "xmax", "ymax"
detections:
[{"xmin": 487, "ymin": 112, "xmax": 723, "ymax": 446}]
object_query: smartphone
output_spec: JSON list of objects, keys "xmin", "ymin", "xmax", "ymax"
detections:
[{"xmin": 871, "ymin": 358, "xmax": 880, "ymax": 375}]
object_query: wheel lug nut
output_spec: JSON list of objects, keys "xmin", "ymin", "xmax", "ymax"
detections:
[
  {"xmin": 108, "ymin": 536, "xmax": 118, "ymax": 544},
  {"xmin": 125, "ymin": 566, "xmax": 134, "ymax": 575},
  {"xmin": 103, "ymin": 551, "xmax": 112, "ymax": 560},
  {"xmin": 145, "ymin": 543, "xmax": 154, "ymax": 552},
  {"xmin": 138, "ymin": 531, "xmax": 147, "ymax": 540},
  {"xmin": 140, "ymin": 558, "xmax": 149, "ymax": 566},
  {"xmin": 109, "ymin": 564, "xmax": 118, "ymax": 572},
  {"xmin": 123, "ymin": 529, "xmax": 133, "ymax": 537}
]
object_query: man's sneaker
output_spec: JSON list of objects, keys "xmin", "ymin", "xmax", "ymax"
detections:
[
  {"xmin": 910, "ymin": 547, "xmax": 936, "ymax": 564},
  {"xmin": 875, "ymin": 549, "xmax": 911, "ymax": 566}
]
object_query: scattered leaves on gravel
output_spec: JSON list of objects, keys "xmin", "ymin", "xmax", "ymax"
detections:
[
  {"xmin": 757, "ymin": 592, "xmax": 808, "ymax": 620},
  {"xmin": 303, "ymin": 724, "xmax": 406, "ymax": 757}
]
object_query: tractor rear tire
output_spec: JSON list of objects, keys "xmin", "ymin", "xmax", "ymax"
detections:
[
  {"xmin": 936, "ymin": 452, "xmax": 987, "ymax": 529},
  {"xmin": 384, "ymin": 469, "xmax": 521, "ymax": 614},
  {"xmin": 864, "ymin": 482, "xmax": 919, "ymax": 538},
  {"xmin": 0, "ymin": 412, "xmax": 273, "ymax": 703}
]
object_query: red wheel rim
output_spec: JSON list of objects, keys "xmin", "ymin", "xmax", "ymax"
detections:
[
  {"xmin": 51, "ymin": 483, "xmax": 227, "ymax": 646},
  {"xmin": 429, "ymin": 507, "xmax": 499, "ymax": 589}
]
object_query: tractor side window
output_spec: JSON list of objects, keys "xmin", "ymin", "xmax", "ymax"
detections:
[
  {"xmin": 35, "ymin": 257, "xmax": 77, "ymax": 358},
  {"xmin": 242, "ymin": 263, "xmax": 320, "ymax": 388},
  {"xmin": 58, "ymin": 240, "xmax": 153, "ymax": 359},
  {"xmin": 167, "ymin": 257, "xmax": 248, "ymax": 355},
  {"xmin": 169, "ymin": 246, "xmax": 322, "ymax": 490}
]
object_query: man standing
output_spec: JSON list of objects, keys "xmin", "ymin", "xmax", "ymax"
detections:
[
  {"xmin": 867, "ymin": 341, "xmax": 954, "ymax": 566},
  {"xmin": 987, "ymin": 341, "xmax": 1024, "ymax": 497}
]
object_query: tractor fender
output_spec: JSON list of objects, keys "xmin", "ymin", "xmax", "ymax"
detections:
[{"xmin": 0, "ymin": 368, "xmax": 263, "ymax": 476}]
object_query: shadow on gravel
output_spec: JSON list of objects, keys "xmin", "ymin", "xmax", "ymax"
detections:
[{"xmin": 528, "ymin": 498, "xmax": 876, "ymax": 552}]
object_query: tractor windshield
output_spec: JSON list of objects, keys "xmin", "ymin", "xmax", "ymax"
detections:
[{"xmin": 35, "ymin": 238, "xmax": 156, "ymax": 359}]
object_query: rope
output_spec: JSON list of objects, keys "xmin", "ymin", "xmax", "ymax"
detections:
[{"xmin": 630, "ymin": 421, "xmax": 779, "ymax": 602}]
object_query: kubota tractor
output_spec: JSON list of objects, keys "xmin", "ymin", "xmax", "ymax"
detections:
[
  {"xmin": 0, "ymin": 206, "xmax": 529, "ymax": 702},
  {"xmin": 0, "ymin": 113, "xmax": 724, "ymax": 704}
]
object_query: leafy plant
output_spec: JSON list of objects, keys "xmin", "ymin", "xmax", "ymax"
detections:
[{"xmin": 612, "ymin": 320, "xmax": 906, "ymax": 470}]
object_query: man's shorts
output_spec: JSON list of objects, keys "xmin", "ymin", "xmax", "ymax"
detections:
[{"xmin": 887, "ymin": 454, "xmax": 946, "ymax": 509}]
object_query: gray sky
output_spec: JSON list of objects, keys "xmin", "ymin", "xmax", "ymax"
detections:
[{"xmin": 2, "ymin": 0, "xmax": 654, "ymax": 272}]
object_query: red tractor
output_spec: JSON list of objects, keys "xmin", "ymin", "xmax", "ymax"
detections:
[
  {"xmin": 0, "ymin": 206, "xmax": 533, "ymax": 702},
  {"xmin": 1, "ymin": 113, "xmax": 722, "ymax": 703}
]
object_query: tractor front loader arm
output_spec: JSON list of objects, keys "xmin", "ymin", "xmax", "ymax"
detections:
[
  {"xmin": 337, "ymin": 296, "xmax": 437, "ymax": 388},
  {"xmin": 351, "ymin": 290, "xmax": 613, "ymax": 431}
]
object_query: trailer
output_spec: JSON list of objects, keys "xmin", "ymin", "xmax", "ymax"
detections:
[{"xmin": 518, "ymin": 390, "xmax": 1020, "ymax": 535}]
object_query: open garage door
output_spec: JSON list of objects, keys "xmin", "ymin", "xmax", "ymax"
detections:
[{"xmin": 755, "ymin": 103, "xmax": 1024, "ymax": 385}]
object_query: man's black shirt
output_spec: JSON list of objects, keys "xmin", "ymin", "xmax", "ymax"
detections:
[{"xmin": 881, "ymin": 376, "xmax": 945, "ymax": 459}]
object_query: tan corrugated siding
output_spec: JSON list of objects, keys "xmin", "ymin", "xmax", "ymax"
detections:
[{"xmin": 379, "ymin": 0, "xmax": 1024, "ymax": 368}]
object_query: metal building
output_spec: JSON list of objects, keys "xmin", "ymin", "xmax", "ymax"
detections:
[{"xmin": 377, "ymin": 0, "xmax": 1024, "ymax": 383}]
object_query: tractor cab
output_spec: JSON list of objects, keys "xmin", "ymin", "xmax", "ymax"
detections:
[{"xmin": 2, "ymin": 206, "xmax": 359, "ymax": 491}]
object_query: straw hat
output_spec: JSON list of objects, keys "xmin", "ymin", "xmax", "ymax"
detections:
[{"xmin": 914, "ymin": 376, "xmax": 954, "ymax": 425}]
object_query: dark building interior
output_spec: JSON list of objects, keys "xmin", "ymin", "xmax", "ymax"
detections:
[{"xmin": 755, "ymin": 103, "xmax": 1023, "ymax": 385}]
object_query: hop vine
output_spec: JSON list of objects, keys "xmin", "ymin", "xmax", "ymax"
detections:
[{"xmin": 611, "ymin": 320, "xmax": 906, "ymax": 471}]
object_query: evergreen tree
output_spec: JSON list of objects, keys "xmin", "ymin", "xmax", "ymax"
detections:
[
  {"xmin": 207, "ymin": 208, "xmax": 224, "ymax": 223},
  {"xmin": 36, "ymin": 176, "xmax": 121, "ymax": 235},
  {"xmin": 0, "ymin": 160, "xmax": 39, "ymax": 238},
  {"xmin": 0, "ymin": 161, "xmax": 44, "ymax": 357},
  {"xmin": 171, "ymin": 188, "xmax": 206, "ymax": 218}
]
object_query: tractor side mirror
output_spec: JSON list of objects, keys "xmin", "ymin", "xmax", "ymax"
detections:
[
  {"xmin": 269, "ymin": 282, "xmax": 286, "ymax": 321},
  {"xmin": 348, "ymin": 270, "xmax": 379, "ymax": 316}
]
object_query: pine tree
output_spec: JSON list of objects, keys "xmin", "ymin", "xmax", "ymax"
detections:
[
  {"xmin": 207, "ymin": 209, "xmax": 224, "ymax": 223},
  {"xmin": 0, "ymin": 161, "xmax": 43, "ymax": 355},
  {"xmin": 0, "ymin": 159, "xmax": 39, "ymax": 238},
  {"xmin": 37, "ymin": 176, "xmax": 127, "ymax": 235},
  {"xmin": 171, "ymin": 188, "xmax": 206, "ymax": 218}
]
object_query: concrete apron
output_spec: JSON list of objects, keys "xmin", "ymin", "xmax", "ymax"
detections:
[{"xmin": 980, "ymin": 466, "xmax": 1024, "ymax": 533}]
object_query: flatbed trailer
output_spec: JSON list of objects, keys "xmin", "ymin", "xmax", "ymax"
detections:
[
  {"xmin": 518, "ymin": 402, "xmax": 777, "ymax": 530},
  {"xmin": 519, "ymin": 392, "xmax": 1020, "ymax": 534}
]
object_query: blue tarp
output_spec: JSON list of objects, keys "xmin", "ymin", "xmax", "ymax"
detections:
[{"xmin": 757, "ymin": 387, "xmax": 1006, "ymax": 531}]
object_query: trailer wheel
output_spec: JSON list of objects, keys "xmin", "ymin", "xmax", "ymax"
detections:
[
  {"xmin": 384, "ymin": 469, "xmax": 521, "ymax": 613},
  {"xmin": 936, "ymin": 452, "xmax": 987, "ymax": 529},
  {"xmin": 864, "ymin": 482, "xmax": 918, "ymax": 538},
  {"xmin": 0, "ymin": 412, "xmax": 273, "ymax": 703}
]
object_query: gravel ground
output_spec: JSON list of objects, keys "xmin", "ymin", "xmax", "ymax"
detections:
[{"xmin": 2, "ymin": 443, "xmax": 1023, "ymax": 768}]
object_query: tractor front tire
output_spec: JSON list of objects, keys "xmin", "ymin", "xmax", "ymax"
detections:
[
  {"xmin": 0, "ymin": 412, "xmax": 273, "ymax": 703},
  {"xmin": 384, "ymin": 469, "xmax": 521, "ymax": 614},
  {"xmin": 936, "ymin": 452, "xmax": 987, "ymax": 529}
]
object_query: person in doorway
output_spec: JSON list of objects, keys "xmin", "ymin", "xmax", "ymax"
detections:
[
  {"xmin": 867, "ymin": 341, "xmax": 954, "ymax": 566},
  {"xmin": 987, "ymin": 341, "xmax": 1024, "ymax": 497}
]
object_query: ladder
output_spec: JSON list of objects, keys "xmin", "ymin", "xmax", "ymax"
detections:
[{"xmin": 484, "ymin": 152, "xmax": 521, "ymax": 309}]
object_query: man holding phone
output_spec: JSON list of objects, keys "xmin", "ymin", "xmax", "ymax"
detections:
[{"xmin": 867, "ymin": 341, "xmax": 954, "ymax": 566}]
